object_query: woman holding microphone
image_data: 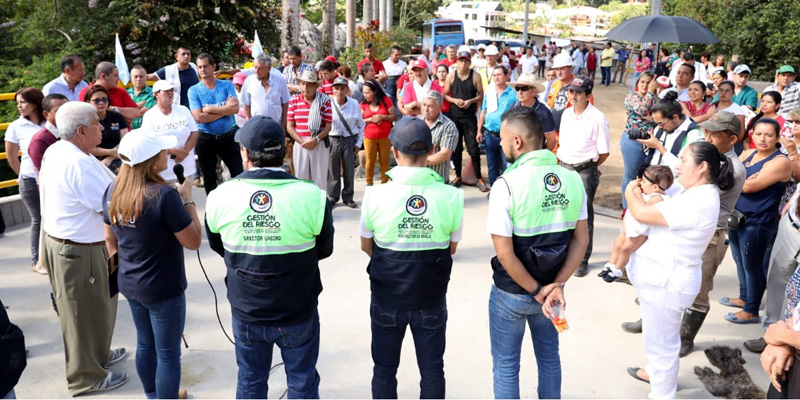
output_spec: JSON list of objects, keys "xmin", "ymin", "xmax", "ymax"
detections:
[
  {"xmin": 102, "ymin": 130, "xmax": 202, "ymax": 399},
  {"xmin": 623, "ymin": 141, "xmax": 734, "ymax": 398}
]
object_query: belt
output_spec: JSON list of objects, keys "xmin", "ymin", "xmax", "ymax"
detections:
[
  {"xmin": 200, "ymin": 129, "xmax": 237, "ymax": 140},
  {"xmin": 560, "ymin": 160, "xmax": 597, "ymax": 172},
  {"xmin": 329, "ymin": 135, "xmax": 352, "ymax": 140},
  {"xmin": 48, "ymin": 234, "xmax": 105, "ymax": 246},
  {"xmin": 484, "ymin": 129, "xmax": 500, "ymax": 136},
  {"xmin": 387, "ymin": 75, "xmax": 402, "ymax": 79},
  {"xmin": 788, "ymin": 212, "xmax": 800, "ymax": 231}
]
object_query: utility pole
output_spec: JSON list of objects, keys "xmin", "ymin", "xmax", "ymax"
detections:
[
  {"xmin": 651, "ymin": 0, "xmax": 662, "ymax": 16},
  {"xmin": 347, "ymin": 0, "xmax": 356, "ymax": 46},
  {"xmin": 522, "ymin": 0, "xmax": 530, "ymax": 46}
]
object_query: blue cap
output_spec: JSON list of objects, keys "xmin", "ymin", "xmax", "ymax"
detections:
[
  {"xmin": 235, "ymin": 116, "xmax": 285, "ymax": 152},
  {"xmin": 389, "ymin": 116, "xmax": 432, "ymax": 156}
]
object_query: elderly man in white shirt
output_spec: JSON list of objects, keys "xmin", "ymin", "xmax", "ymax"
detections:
[
  {"xmin": 39, "ymin": 101, "xmax": 128, "ymax": 396},
  {"xmin": 240, "ymin": 53, "xmax": 291, "ymax": 129},
  {"xmin": 327, "ymin": 77, "xmax": 365, "ymax": 208},
  {"xmin": 556, "ymin": 76, "xmax": 610, "ymax": 278}
]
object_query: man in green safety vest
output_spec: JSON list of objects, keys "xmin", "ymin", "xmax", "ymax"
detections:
[
  {"xmin": 205, "ymin": 115, "xmax": 334, "ymax": 399},
  {"xmin": 486, "ymin": 106, "xmax": 589, "ymax": 399},
  {"xmin": 359, "ymin": 116, "xmax": 464, "ymax": 398}
]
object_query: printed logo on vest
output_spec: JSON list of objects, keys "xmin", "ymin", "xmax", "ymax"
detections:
[
  {"xmin": 250, "ymin": 190, "xmax": 273, "ymax": 213},
  {"xmin": 406, "ymin": 195, "xmax": 427, "ymax": 216},
  {"xmin": 544, "ymin": 173, "xmax": 561, "ymax": 193}
]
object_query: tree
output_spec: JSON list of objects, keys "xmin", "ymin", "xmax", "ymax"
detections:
[
  {"xmin": 664, "ymin": 0, "xmax": 800, "ymax": 80},
  {"xmin": 283, "ymin": 0, "xmax": 301, "ymax": 51}
]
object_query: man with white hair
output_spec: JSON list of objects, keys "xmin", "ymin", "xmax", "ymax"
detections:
[
  {"xmin": 40, "ymin": 101, "xmax": 127, "ymax": 396},
  {"xmin": 240, "ymin": 53, "xmax": 291, "ymax": 129},
  {"xmin": 421, "ymin": 90, "xmax": 458, "ymax": 183}
]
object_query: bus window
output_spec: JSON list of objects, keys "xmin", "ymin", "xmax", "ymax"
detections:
[{"xmin": 435, "ymin": 25, "xmax": 463, "ymax": 35}]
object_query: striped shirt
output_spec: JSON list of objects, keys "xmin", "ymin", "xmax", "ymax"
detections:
[
  {"xmin": 427, "ymin": 113, "xmax": 459, "ymax": 183},
  {"xmin": 319, "ymin": 79, "xmax": 335, "ymax": 96},
  {"xmin": 287, "ymin": 94, "xmax": 332, "ymax": 138},
  {"xmin": 282, "ymin": 62, "xmax": 315, "ymax": 86}
]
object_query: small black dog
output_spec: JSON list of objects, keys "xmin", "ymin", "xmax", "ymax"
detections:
[{"xmin": 694, "ymin": 345, "xmax": 766, "ymax": 399}]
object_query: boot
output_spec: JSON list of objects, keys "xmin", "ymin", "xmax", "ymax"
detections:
[
  {"xmin": 622, "ymin": 318, "xmax": 642, "ymax": 334},
  {"xmin": 679, "ymin": 309, "xmax": 707, "ymax": 357}
]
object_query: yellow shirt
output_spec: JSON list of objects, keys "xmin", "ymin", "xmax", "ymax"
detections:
[{"xmin": 601, "ymin": 48, "xmax": 615, "ymax": 68}]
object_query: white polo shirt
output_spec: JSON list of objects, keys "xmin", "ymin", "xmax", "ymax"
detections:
[
  {"xmin": 40, "ymin": 140, "xmax": 114, "ymax": 243},
  {"xmin": 383, "ymin": 58, "xmax": 408, "ymax": 77},
  {"xmin": 556, "ymin": 103, "xmax": 611, "ymax": 165},
  {"xmin": 239, "ymin": 71, "xmax": 291, "ymax": 123}
]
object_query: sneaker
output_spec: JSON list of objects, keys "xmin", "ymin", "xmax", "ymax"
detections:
[
  {"xmin": 450, "ymin": 177, "xmax": 462, "ymax": 188},
  {"xmin": 31, "ymin": 263, "xmax": 48, "ymax": 275},
  {"xmin": 743, "ymin": 337, "xmax": 767, "ymax": 353},
  {"xmin": 103, "ymin": 348, "xmax": 127, "ymax": 368},
  {"xmin": 476, "ymin": 179, "xmax": 489, "ymax": 193},
  {"xmin": 84, "ymin": 371, "xmax": 128, "ymax": 394}
]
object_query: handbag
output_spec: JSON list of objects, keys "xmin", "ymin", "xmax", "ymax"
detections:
[{"xmin": 728, "ymin": 209, "xmax": 747, "ymax": 230}]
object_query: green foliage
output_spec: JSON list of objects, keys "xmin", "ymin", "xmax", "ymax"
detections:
[
  {"xmin": 338, "ymin": 21, "xmax": 419, "ymax": 75},
  {"xmin": 395, "ymin": 0, "xmax": 438, "ymax": 32},
  {"xmin": 664, "ymin": 0, "xmax": 800, "ymax": 80},
  {"xmin": 608, "ymin": 2, "xmax": 649, "ymax": 27}
]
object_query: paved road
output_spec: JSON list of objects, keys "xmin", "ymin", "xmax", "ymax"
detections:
[{"xmin": 1, "ymin": 179, "xmax": 770, "ymax": 398}]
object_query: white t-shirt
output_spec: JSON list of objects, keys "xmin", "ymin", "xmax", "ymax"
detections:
[
  {"xmin": 141, "ymin": 105, "xmax": 199, "ymax": 180},
  {"xmin": 720, "ymin": 102, "xmax": 746, "ymax": 116},
  {"xmin": 383, "ymin": 59, "xmax": 408, "ymax": 77},
  {"xmin": 627, "ymin": 184, "xmax": 720, "ymax": 294},
  {"xmin": 486, "ymin": 177, "xmax": 588, "ymax": 237},
  {"xmin": 520, "ymin": 54, "xmax": 538, "ymax": 74},
  {"xmin": 5, "ymin": 117, "xmax": 43, "ymax": 179},
  {"xmin": 40, "ymin": 140, "xmax": 114, "ymax": 243}
]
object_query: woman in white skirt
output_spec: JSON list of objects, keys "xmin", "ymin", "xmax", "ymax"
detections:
[{"xmin": 623, "ymin": 141, "xmax": 735, "ymax": 398}]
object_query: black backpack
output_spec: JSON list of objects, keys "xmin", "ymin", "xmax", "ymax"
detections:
[{"xmin": 0, "ymin": 299, "xmax": 26, "ymax": 397}]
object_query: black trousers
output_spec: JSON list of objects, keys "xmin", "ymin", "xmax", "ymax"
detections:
[
  {"xmin": 449, "ymin": 115, "xmax": 481, "ymax": 179},
  {"xmin": 327, "ymin": 136, "xmax": 356, "ymax": 203},
  {"xmin": 196, "ymin": 130, "xmax": 244, "ymax": 194}
]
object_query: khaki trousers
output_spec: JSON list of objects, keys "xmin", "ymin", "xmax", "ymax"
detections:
[
  {"xmin": 690, "ymin": 229, "xmax": 729, "ymax": 313},
  {"xmin": 293, "ymin": 140, "xmax": 330, "ymax": 191},
  {"xmin": 363, "ymin": 137, "xmax": 391, "ymax": 185},
  {"xmin": 44, "ymin": 236, "xmax": 117, "ymax": 396}
]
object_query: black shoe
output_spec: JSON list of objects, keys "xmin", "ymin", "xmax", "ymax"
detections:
[
  {"xmin": 344, "ymin": 200, "xmax": 358, "ymax": 209},
  {"xmin": 50, "ymin": 292, "xmax": 59, "ymax": 315},
  {"xmin": 679, "ymin": 310, "xmax": 707, "ymax": 357},
  {"xmin": 450, "ymin": 177, "xmax": 462, "ymax": 188},
  {"xmin": 743, "ymin": 337, "xmax": 767, "ymax": 353},
  {"xmin": 622, "ymin": 319, "xmax": 643, "ymax": 334},
  {"xmin": 476, "ymin": 179, "xmax": 489, "ymax": 193},
  {"xmin": 573, "ymin": 263, "xmax": 588, "ymax": 277}
]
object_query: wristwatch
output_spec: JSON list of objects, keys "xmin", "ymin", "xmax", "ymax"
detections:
[
  {"xmin": 315, "ymin": 136, "xmax": 320, "ymax": 143},
  {"xmin": 530, "ymin": 282, "xmax": 542, "ymax": 297}
]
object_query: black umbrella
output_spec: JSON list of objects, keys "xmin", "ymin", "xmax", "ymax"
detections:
[{"xmin": 605, "ymin": 15, "xmax": 719, "ymax": 44}]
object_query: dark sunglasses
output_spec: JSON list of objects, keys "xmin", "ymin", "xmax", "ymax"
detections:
[
  {"xmin": 514, "ymin": 86, "xmax": 532, "ymax": 92},
  {"xmin": 787, "ymin": 120, "xmax": 799, "ymax": 124},
  {"xmin": 91, "ymin": 98, "xmax": 109, "ymax": 104}
]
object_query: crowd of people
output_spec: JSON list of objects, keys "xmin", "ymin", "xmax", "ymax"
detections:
[{"xmin": 3, "ymin": 37, "xmax": 800, "ymax": 400}]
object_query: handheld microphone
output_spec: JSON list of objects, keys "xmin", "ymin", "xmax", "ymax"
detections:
[{"xmin": 173, "ymin": 164, "xmax": 185, "ymax": 184}]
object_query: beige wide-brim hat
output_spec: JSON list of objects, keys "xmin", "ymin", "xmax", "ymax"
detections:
[
  {"xmin": 508, "ymin": 73, "xmax": 545, "ymax": 93},
  {"xmin": 298, "ymin": 70, "xmax": 319, "ymax": 84}
]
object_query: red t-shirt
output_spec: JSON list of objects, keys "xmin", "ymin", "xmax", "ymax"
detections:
[
  {"xmin": 439, "ymin": 58, "xmax": 456, "ymax": 68},
  {"xmin": 401, "ymin": 80, "xmax": 443, "ymax": 117},
  {"xmin": 361, "ymin": 97, "xmax": 395, "ymax": 140},
  {"xmin": 28, "ymin": 126, "xmax": 59, "ymax": 172},
  {"xmin": 358, "ymin": 58, "xmax": 385, "ymax": 76},
  {"xmin": 318, "ymin": 79, "xmax": 335, "ymax": 96},
  {"xmin": 287, "ymin": 94, "xmax": 333, "ymax": 138},
  {"xmin": 78, "ymin": 83, "xmax": 138, "ymax": 108}
]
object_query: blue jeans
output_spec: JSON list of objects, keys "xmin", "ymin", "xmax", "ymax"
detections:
[
  {"xmin": 619, "ymin": 134, "xmax": 647, "ymax": 209},
  {"xmin": 2, "ymin": 389, "xmax": 15, "ymax": 399},
  {"xmin": 729, "ymin": 220, "xmax": 779, "ymax": 316},
  {"xmin": 18, "ymin": 176, "xmax": 40, "ymax": 264},
  {"xmin": 128, "ymin": 293, "xmax": 186, "ymax": 399},
  {"xmin": 484, "ymin": 132, "xmax": 507, "ymax": 186},
  {"xmin": 233, "ymin": 311, "xmax": 321, "ymax": 399},
  {"xmin": 600, "ymin": 66, "xmax": 611, "ymax": 85},
  {"xmin": 489, "ymin": 286, "xmax": 560, "ymax": 399},
  {"xmin": 632, "ymin": 72, "xmax": 641, "ymax": 90},
  {"xmin": 371, "ymin": 299, "xmax": 447, "ymax": 399}
]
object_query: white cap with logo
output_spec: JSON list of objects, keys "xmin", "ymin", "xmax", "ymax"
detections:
[{"xmin": 118, "ymin": 129, "xmax": 178, "ymax": 166}]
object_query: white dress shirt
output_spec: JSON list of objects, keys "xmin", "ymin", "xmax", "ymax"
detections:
[
  {"xmin": 556, "ymin": 103, "xmax": 611, "ymax": 164},
  {"xmin": 330, "ymin": 96, "xmax": 365, "ymax": 148},
  {"xmin": 239, "ymin": 72, "xmax": 291, "ymax": 122},
  {"xmin": 40, "ymin": 140, "xmax": 114, "ymax": 243}
]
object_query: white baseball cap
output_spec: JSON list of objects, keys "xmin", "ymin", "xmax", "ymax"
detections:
[
  {"xmin": 152, "ymin": 80, "xmax": 175, "ymax": 93},
  {"xmin": 118, "ymin": 129, "xmax": 178, "ymax": 166},
  {"xmin": 477, "ymin": 43, "xmax": 487, "ymax": 50},
  {"xmin": 485, "ymin": 45, "xmax": 499, "ymax": 56},
  {"xmin": 551, "ymin": 53, "xmax": 574, "ymax": 69}
]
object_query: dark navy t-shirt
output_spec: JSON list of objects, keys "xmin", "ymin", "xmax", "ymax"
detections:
[
  {"xmin": 156, "ymin": 67, "xmax": 200, "ymax": 108},
  {"xmin": 511, "ymin": 100, "xmax": 557, "ymax": 133},
  {"xmin": 103, "ymin": 183, "xmax": 193, "ymax": 303}
]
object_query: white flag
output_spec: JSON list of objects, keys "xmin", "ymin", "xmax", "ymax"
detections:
[
  {"xmin": 252, "ymin": 30, "xmax": 263, "ymax": 60},
  {"xmin": 114, "ymin": 33, "xmax": 130, "ymax": 85}
]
